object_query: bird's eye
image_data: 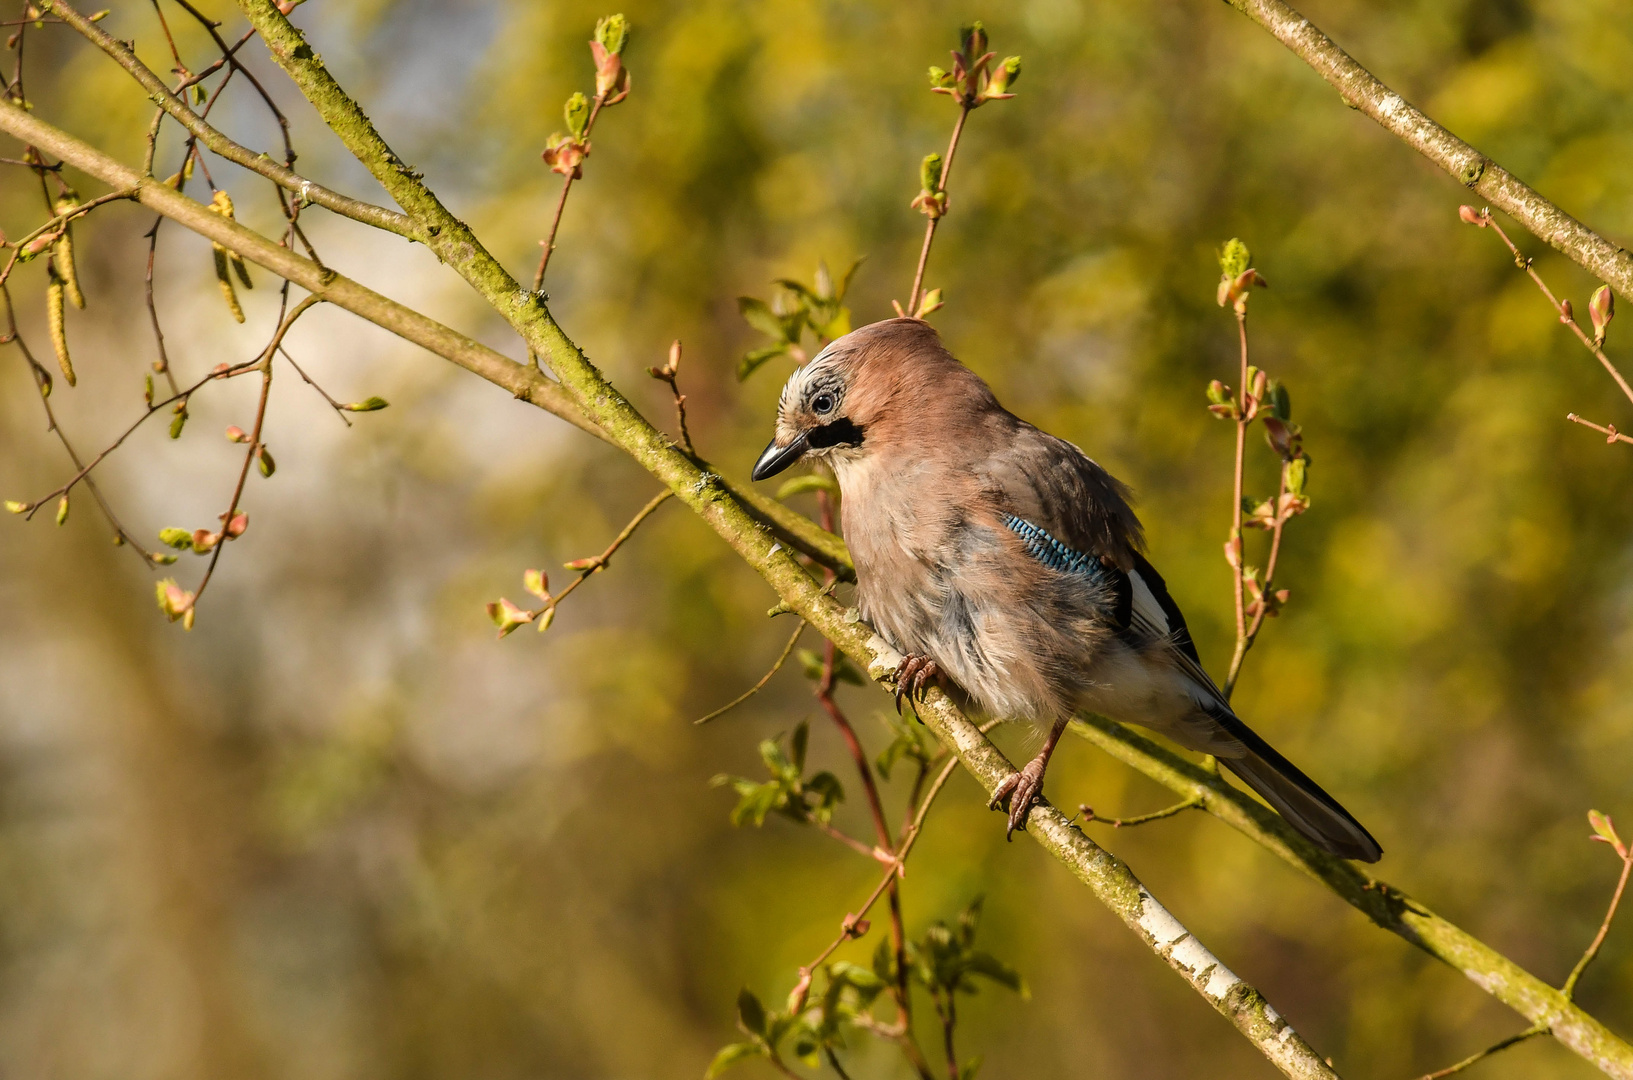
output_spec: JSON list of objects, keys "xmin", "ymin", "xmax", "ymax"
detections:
[{"xmin": 811, "ymin": 392, "xmax": 835, "ymax": 415}]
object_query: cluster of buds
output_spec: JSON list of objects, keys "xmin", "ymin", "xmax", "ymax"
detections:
[
  {"xmin": 1242, "ymin": 566, "xmax": 1290, "ymax": 620},
  {"xmin": 1216, "ymin": 238, "xmax": 1267, "ymax": 314},
  {"xmin": 157, "ymin": 511, "xmax": 249, "ymax": 557},
  {"xmin": 207, "ymin": 190, "xmax": 254, "ymax": 323},
  {"xmin": 542, "ymin": 14, "xmax": 631, "ymax": 178},
  {"xmin": 910, "ymin": 152, "xmax": 948, "ymax": 220},
  {"xmin": 486, "ymin": 568, "xmax": 557, "ymax": 638},
  {"xmin": 226, "ymin": 425, "xmax": 278, "ymax": 476},
  {"xmin": 927, "ymin": 22, "xmax": 1020, "ymax": 107},
  {"xmin": 156, "ymin": 579, "xmax": 197, "ymax": 630}
]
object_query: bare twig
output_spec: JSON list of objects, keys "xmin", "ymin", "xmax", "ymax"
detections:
[
  {"xmin": 1078, "ymin": 798, "xmax": 1203, "ymax": 829},
  {"xmin": 1562, "ymin": 834, "xmax": 1633, "ymax": 1000},
  {"xmin": 695, "ymin": 619, "xmax": 806, "ymax": 725},
  {"xmin": 1566, "ymin": 414, "xmax": 1633, "ymax": 447},
  {"xmin": 1418, "ymin": 1024, "xmax": 1547, "ymax": 1080},
  {"xmin": 1463, "ymin": 206, "xmax": 1633, "ymax": 410}
]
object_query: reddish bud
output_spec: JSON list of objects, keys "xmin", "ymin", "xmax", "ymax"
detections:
[
  {"xmin": 225, "ymin": 425, "xmax": 249, "ymax": 443},
  {"xmin": 1560, "ymin": 298, "xmax": 1574, "ymax": 325},
  {"xmin": 564, "ymin": 556, "xmax": 601, "ymax": 572},
  {"xmin": 523, "ymin": 568, "xmax": 551, "ymax": 602},
  {"xmin": 1590, "ymin": 285, "xmax": 1614, "ymax": 346},
  {"xmin": 223, "ymin": 512, "xmax": 248, "ymax": 538},
  {"xmin": 786, "ymin": 970, "xmax": 813, "ymax": 1015},
  {"xmin": 1458, "ymin": 205, "xmax": 1488, "ymax": 227}
]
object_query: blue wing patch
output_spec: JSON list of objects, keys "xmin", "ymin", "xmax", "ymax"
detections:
[{"xmin": 1002, "ymin": 515, "xmax": 1113, "ymax": 587}]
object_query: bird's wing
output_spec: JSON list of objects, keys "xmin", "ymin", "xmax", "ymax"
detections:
[{"xmin": 1123, "ymin": 550, "xmax": 1234, "ymax": 717}]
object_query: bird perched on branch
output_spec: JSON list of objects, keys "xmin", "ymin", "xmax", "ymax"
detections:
[{"xmin": 752, "ymin": 318, "xmax": 1382, "ymax": 862}]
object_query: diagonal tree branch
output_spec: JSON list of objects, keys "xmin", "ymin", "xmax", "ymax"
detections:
[
  {"xmin": 18, "ymin": 26, "xmax": 1629, "ymax": 1072},
  {"xmin": 43, "ymin": 0, "xmax": 419, "ymax": 241},
  {"xmin": 1222, "ymin": 0, "xmax": 1633, "ymax": 302},
  {"xmin": 0, "ymin": 101, "xmax": 850, "ymax": 577}
]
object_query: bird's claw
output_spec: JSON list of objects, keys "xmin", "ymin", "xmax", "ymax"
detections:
[
  {"xmin": 988, "ymin": 756, "xmax": 1049, "ymax": 841},
  {"xmin": 892, "ymin": 653, "xmax": 941, "ymax": 714}
]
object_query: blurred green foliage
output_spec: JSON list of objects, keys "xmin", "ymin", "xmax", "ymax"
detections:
[{"xmin": 2, "ymin": 0, "xmax": 1633, "ymax": 1078}]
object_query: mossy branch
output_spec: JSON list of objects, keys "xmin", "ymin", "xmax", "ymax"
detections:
[{"xmin": 1223, "ymin": 0, "xmax": 1633, "ymax": 303}]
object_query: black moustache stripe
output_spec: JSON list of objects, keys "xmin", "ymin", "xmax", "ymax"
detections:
[{"xmin": 807, "ymin": 418, "xmax": 865, "ymax": 450}]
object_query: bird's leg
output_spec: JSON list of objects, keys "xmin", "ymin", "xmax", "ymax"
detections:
[
  {"xmin": 988, "ymin": 717, "xmax": 1068, "ymax": 840},
  {"xmin": 891, "ymin": 652, "xmax": 942, "ymax": 714}
]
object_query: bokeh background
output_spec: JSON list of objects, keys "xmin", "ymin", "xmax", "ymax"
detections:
[{"xmin": 3, "ymin": 0, "xmax": 1632, "ymax": 1076}]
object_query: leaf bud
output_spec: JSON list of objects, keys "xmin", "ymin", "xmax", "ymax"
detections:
[
  {"xmin": 485, "ymin": 597, "xmax": 535, "ymax": 638},
  {"xmin": 223, "ymin": 511, "xmax": 248, "ymax": 538},
  {"xmin": 928, "ymin": 65, "xmax": 955, "ymax": 90},
  {"xmin": 4, "ymin": 500, "xmax": 29, "ymax": 514},
  {"xmin": 155, "ymin": 578, "xmax": 194, "ymax": 622},
  {"xmin": 341, "ymin": 396, "xmax": 390, "ymax": 412},
  {"xmin": 524, "ymin": 568, "xmax": 551, "ymax": 601},
  {"xmin": 226, "ymin": 425, "xmax": 249, "ymax": 442},
  {"xmin": 919, "ymin": 152, "xmax": 944, "ymax": 195},
  {"xmin": 153, "ymin": 552, "xmax": 178, "ymax": 565},
  {"xmin": 54, "ymin": 494, "xmax": 68, "ymax": 526},
  {"xmin": 1590, "ymin": 284, "xmax": 1614, "ymax": 347},
  {"xmin": 1218, "ymin": 238, "xmax": 1251, "ymax": 281},
  {"xmin": 158, "ymin": 527, "xmax": 193, "ymax": 549},
  {"xmin": 256, "ymin": 445, "xmax": 276, "ymax": 477},
  {"xmin": 960, "ymin": 21, "xmax": 988, "ymax": 63},
  {"xmin": 1286, "ymin": 456, "xmax": 1308, "ymax": 498},
  {"xmin": 1458, "ymin": 204, "xmax": 1488, "ymax": 227},
  {"xmin": 144, "ymin": 373, "xmax": 154, "ymax": 405},
  {"xmin": 536, "ymin": 604, "xmax": 557, "ymax": 633},
  {"xmin": 982, "ymin": 55, "xmax": 1021, "ymax": 100},
  {"xmin": 1559, "ymin": 298, "xmax": 1574, "ymax": 325},
  {"xmin": 594, "ymin": 13, "xmax": 628, "ymax": 56},
  {"xmin": 564, "ymin": 91, "xmax": 591, "ymax": 139},
  {"xmin": 564, "ymin": 556, "xmax": 601, "ymax": 572},
  {"xmin": 541, "ymin": 133, "xmax": 588, "ymax": 178},
  {"xmin": 191, "ymin": 529, "xmax": 220, "ymax": 553},
  {"xmin": 169, "ymin": 409, "xmax": 188, "ymax": 439},
  {"xmin": 914, "ymin": 287, "xmax": 944, "ymax": 318},
  {"xmin": 1589, "ymin": 809, "xmax": 1627, "ymax": 857}
]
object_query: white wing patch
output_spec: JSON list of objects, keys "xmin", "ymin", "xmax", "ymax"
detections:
[
  {"xmin": 1128, "ymin": 568, "xmax": 1170, "ymax": 637},
  {"xmin": 1128, "ymin": 566, "xmax": 1234, "ymax": 718}
]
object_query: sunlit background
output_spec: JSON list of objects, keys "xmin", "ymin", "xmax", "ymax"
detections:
[{"xmin": 3, "ymin": 0, "xmax": 1632, "ymax": 1076}]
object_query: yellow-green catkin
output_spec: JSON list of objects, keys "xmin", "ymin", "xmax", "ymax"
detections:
[
  {"xmin": 52, "ymin": 197, "xmax": 85, "ymax": 309},
  {"xmin": 207, "ymin": 190, "xmax": 247, "ymax": 323},
  {"xmin": 46, "ymin": 262, "xmax": 76, "ymax": 387}
]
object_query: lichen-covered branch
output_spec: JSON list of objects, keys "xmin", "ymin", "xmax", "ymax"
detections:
[
  {"xmin": 1222, "ymin": 0, "xmax": 1633, "ymax": 303},
  {"xmin": 45, "ymin": 0, "xmax": 419, "ymax": 241}
]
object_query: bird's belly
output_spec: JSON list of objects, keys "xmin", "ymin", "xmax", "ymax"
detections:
[{"xmin": 858, "ymin": 572, "xmax": 1083, "ymax": 724}]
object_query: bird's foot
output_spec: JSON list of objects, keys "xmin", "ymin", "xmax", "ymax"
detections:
[
  {"xmin": 988, "ymin": 753, "xmax": 1050, "ymax": 841},
  {"xmin": 892, "ymin": 653, "xmax": 941, "ymax": 714}
]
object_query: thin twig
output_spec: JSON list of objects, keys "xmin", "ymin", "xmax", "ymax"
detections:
[
  {"xmin": 533, "ymin": 92, "xmax": 605, "ymax": 291},
  {"xmin": 1565, "ymin": 413, "xmax": 1633, "ymax": 446},
  {"xmin": 1226, "ymin": 465, "xmax": 1289, "ymax": 696},
  {"xmin": 187, "ymin": 292, "xmax": 322, "ymax": 613},
  {"xmin": 278, "ymin": 345, "xmax": 352, "ymax": 426},
  {"xmin": 1561, "ymin": 845, "xmax": 1633, "ymax": 1000},
  {"xmin": 907, "ymin": 103, "xmax": 970, "ymax": 314},
  {"xmin": 1418, "ymin": 1023, "xmax": 1547, "ymax": 1080},
  {"xmin": 1078, "ymin": 798, "xmax": 1203, "ymax": 829},
  {"xmin": 1471, "ymin": 208, "xmax": 1633, "ymax": 408},
  {"xmin": 537, "ymin": 489, "xmax": 674, "ymax": 614},
  {"xmin": 695, "ymin": 619, "xmax": 806, "ymax": 724}
]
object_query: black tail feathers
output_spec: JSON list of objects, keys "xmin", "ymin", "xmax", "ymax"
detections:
[{"xmin": 1213, "ymin": 713, "xmax": 1383, "ymax": 863}]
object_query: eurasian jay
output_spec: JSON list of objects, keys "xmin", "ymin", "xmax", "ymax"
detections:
[{"xmin": 752, "ymin": 318, "xmax": 1382, "ymax": 862}]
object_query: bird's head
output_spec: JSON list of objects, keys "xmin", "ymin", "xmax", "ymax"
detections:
[{"xmin": 751, "ymin": 318, "xmax": 953, "ymax": 481}]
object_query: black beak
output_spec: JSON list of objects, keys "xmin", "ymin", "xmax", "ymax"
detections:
[{"xmin": 752, "ymin": 431, "xmax": 809, "ymax": 481}]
